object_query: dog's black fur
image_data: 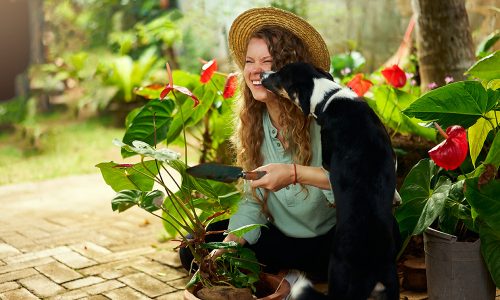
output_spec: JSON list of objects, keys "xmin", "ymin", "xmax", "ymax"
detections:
[{"xmin": 261, "ymin": 63, "xmax": 400, "ymax": 300}]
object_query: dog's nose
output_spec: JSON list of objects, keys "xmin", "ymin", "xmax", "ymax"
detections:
[{"xmin": 260, "ymin": 71, "xmax": 275, "ymax": 81}]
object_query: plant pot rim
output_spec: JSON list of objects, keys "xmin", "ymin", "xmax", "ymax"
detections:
[{"xmin": 183, "ymin": 272, "xmax": 290, "ymax": 300}]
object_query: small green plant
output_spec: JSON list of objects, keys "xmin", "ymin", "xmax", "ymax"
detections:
[
  {"xmin": 96, "ymin": 61, "xmax": 262, "ymax": 292},
  {"xmin": 395, "ymin": 51, "xmax": 500, "ymax": 286}
]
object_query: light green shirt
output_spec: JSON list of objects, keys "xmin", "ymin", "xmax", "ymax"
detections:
[{"xmin": 228, "ymin": 111, "xmax": 337, "ymax": 244}]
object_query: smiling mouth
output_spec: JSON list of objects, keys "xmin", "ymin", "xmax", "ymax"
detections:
[{"xmin": 252, "ymin": 80, "xmax": 262, "ymax": 86}]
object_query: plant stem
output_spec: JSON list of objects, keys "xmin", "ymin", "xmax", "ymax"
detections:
[{"xmin": 171, "ymin": 91, "xmax": 188, "ymax": 166}]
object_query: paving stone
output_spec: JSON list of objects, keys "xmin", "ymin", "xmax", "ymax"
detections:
[
  {"xmin": 36, "ymin": 261, "xmax": 83, "ymax": 284},
  {"xmin": 156, "ymin": 290, "xmax": 184, "ymax": 300},
  {"xmin": 47, "ymin": 289, "xmax": 88, "ymax": 300},
  {"xmin": 100, "ymin": 267, "xmax": 136, "ymax": 280},
  {"xmin": 118, "ymin": 273, "xmax": 175, "ymax": 298},
  {"xmin": 62, "ymin": 276, "xmax": 104, "ymax": 290},
  {"xmin": 19, "ymin": 274, "xmax": 66, "ymax": 298},
  {"xmin": 0, "ymin": 287, "xmax": 39, "ymax": 300},
  {"xmin": 0, "ymin": 257, "xmax": 54, "ymax": 275},
  {"xmin": 0, "ymin": 233, "xmax": 35, "ymax": 250},
  {"xmin": 132, "ymin": 260, "xmax": 187, "ymax": 282},
  {"xmin": 69, "ymin": 242, "xmax": 112, "ymax": 260},
  {"xmin": 94, "ymin": 247, "xmax": 156, "ymax": 264},
  {"xmin": 54, "ymin": 251, "xmax": 97, "ymax": 269},
  {"xmin": 3, "ymin": 246, "xmax": 71, "ymax": 265},
  {"xmin": 165, "ymin": 276, "xmax": 189, "ymax": 290},
  {"xmin": 16, "ymin": 226, "xmax": 51, "ymax": 239},
  {"xmin": 80, "ymin": 295, "xmax": 109, "ymax": 300},
  {"xmin": 81, "ymin": 280, "xmax": 125, "ymax": 295},
  {"xmin": 103, "ymin": 286, "xmax": 150, "ymax": 299},
  {"xmin": 0, "ymin": 282, "xmax": 19, "ymax": 293},
  {"xmin": 79, "ymin": 257, "xmax": 148, "ymax": 276},
  {"xmin": 0, "ymin": 244, "xmax": 21, "ymax": 259},
  {"xmin": 0, "ymin": 268, "xmax": 38, "ymax": 284},
  {"xmin": 146, "ymin": 249, "xmax": 182, "ymax": 268}
]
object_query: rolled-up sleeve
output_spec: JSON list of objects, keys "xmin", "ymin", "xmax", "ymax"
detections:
[
  {"xmin": 228, "ymin": 194, "xmax": 268, "ymax": 244},
  {"xmin": 321, "ymin": 168, "xmax": 335, "ymax": 204}
]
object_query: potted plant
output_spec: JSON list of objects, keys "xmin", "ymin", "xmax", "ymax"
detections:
[
  {"xmin": 395, "ymin": 51, "xmax": 500, "ymax": 298},
  {"xmin": 96, "ymin": 61, "xmax": 290, "ymax": 299}
]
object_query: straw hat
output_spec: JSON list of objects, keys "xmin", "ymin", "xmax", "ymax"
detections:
[{"xmin": 228, "ymin": 7, "xmax": 330, "ymax": 72}]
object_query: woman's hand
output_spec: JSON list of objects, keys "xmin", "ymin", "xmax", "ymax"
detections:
[
  {"xmin": 250, "ymin": 163, "xmax": 332, "ymax": 191},
  {"xmin": 250, "ymin": 163, "xmax": 294, "ymax": 192},
  {"xmin": 210, "ymin": 233, "xmax": 247, "ymax": 259}
]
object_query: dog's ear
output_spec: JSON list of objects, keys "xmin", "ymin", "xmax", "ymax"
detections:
[{"xmin": 316, "ymin": 68, "xmax": 334, "ymax": 81}]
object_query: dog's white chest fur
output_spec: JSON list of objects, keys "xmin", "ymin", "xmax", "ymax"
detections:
[{"xmin": 310, "ymin": 78, "xmax": 358, "ymax": 117}]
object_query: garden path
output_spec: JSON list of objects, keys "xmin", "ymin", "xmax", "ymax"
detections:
[
  {"xmin": 0, "ymin": 173, "xmax": 188, "ymax": 299},
  {"xmin": 0, "ymin": 174, "xmax": 498, "ymax": 299}
]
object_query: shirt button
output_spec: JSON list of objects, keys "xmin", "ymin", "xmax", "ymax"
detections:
[
  {"xmin": 271, "ymin": 129, "xmax": 276, "ymax": 134},
  {"xmin": 286, "ymin": 186, "xmax": 290, "ymax": 190},
  {"xmin": 277, "ymin": 142, "xmax": 281, "ymax": 147}
]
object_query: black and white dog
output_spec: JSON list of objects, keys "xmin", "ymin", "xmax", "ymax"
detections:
[{"xmin": 261, "ymin": 63, "xmax": 400, "ymax": 300}]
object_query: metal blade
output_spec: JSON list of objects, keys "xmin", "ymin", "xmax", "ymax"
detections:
[{"xmin": 186, "ymin": 163, "xmax": 244, "ymax": 183}]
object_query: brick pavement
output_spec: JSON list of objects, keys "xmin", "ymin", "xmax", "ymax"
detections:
[
  {"xmin": 1, "ymin": 174, "xmax": 499, "ymax": 300},
  {"xmin": 0, "ymin": 174, "xmax": 189, "ymax": 299}
]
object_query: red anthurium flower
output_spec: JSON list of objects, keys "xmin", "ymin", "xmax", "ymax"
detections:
[
  {"xmin": 161, "ymin": 63, "xmax": 200, "ymax": 107},
  {"xmin": 200, "ymin": 59, "xmax": 217, "ymax": 84},
  {"xmin": 381, "ymin": 64, "xmax": 407, "ymax": 88},
  {"xmin": 428, "ymin": 124, "xmax": 468, "ymax": 170},
  {"xmin": 222, "ymin": 73, "xmax": 238, "ymax": 99},
  {"xmin": 346, "ymin": 74, "xmax": 373, "ymax": 96}
]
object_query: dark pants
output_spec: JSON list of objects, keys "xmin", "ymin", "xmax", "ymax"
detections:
[{"xmin": 179, "ymin": 219, "xmax": 336, "ymax": 279}]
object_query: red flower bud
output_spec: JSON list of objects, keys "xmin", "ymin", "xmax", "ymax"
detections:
[
  {"xmin": 346, "ymin": 74, "xmax": 373, "ymax": 96},
  {"xmin": 161, "ymin": 63, "xmax": 200, "ymax": 107},
  {"xmin": 222, "ymin": 73, "xmax": 238, "ymax": 99},
  {"xmin": 428, "ymin": 125, "xmax": 468, "ymax": 170},
  {"xmin": 200, "ymin": 59, "xmax": 217, "ymax": 84},
  {"xmin": 381, "ymin": 64, "xmax": 407, "ymax": 88}
]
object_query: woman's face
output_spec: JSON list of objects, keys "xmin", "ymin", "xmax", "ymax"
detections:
[{"xmin": 243, "ymin": 37, "xmax": 276, "ymax": 103}]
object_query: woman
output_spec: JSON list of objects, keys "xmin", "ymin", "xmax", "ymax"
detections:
[{"xmin": 181, "ymin": 7, "xmax": 336, "ymax": 278}]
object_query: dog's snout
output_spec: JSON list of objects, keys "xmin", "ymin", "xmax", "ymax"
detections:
[{"xmin": 260, "ymin": 71, "xmax": 275, "ymax": 81}]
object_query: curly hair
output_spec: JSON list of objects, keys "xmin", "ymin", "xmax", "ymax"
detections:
[{"xmin": 230, "ymin": 27, "xmax": 315, "ymax": 217}]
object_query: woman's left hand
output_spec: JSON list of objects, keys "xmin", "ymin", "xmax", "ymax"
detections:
[{"xmin": 250, "ymin": 163, "xmax": 294, "ymax": 192}]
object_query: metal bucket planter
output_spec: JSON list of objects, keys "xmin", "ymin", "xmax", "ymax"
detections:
[{"xmin": 423, "ymin": 228, "xmax": 496, "ymax": 300}]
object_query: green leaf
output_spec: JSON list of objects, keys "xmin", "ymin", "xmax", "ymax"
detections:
[
  {"xmin": 468, "ymin": 110, "xmax": 500, "ymax": 166},
  {"xmin": 186, "ymin": 270, "xmax": 200, "ymax": 288},
  {"xmin": 475, "ymin": 31, "xmax": 500, "ymax": 57},
  {"xmin": 201, "ymin": 241, "xmax": 240, "ymax": 250},
  {"xmin": 412, "ymin": 176, "xmax": 451, "ymax": 235},
  {"xmin": 479, "ymin": 224, "xmax": 500, "ymax": 287},
  {"xmin": 467, "ymin": 51, "xmax": 500, "ymax": 81},
  {"xmin": 403, "ymin": 81, "xmax": 493, "ymax": 128},
  {"xmin": 395, "ymin": 159, "xmax": 439, "ymax": 240},
  {"xmin": 485, "ymin": 132, "xmax": 500, "ymax": 168},
  {"xmin": 370, "ymin": 87, "xmax": 436, "ymax": 140},
  {"xmin": 139, "ymin": 190, "xmax": 165, "ymax": 212},
  {"xmin": 465, "ymin": 177, "xmax": 500, "ymax": 232},
  {"xmin": 111, "ymin": 190, "xmax": 142, "ymax": 212},
  {"xmin": 96, "ymin": 161, "xmax": 160, "ymax": 192},
  {"xmin": 226, "ymin": 224, "xmax": 267, "ymax": 238},
  {"xmin": 115, "ymin": 140, "xmax": 181, "ymax": 162},
  {"xmin": 121, "ymin": 99, "xmax": 176, "ymax": 158}
]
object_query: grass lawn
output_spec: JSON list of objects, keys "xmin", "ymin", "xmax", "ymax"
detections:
[{"xmin": 0, "ymin": 115, "xmax": 128, "ymax": 186}]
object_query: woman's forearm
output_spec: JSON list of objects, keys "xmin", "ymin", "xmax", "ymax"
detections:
[{"xmin": 296, "ymin": 165, "xmax": 331, "ymax": 190}]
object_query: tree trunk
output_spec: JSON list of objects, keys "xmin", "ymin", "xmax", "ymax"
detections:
[{"xmin": 412, "ymin": 0, "xmax": 475, "ymax": 91}]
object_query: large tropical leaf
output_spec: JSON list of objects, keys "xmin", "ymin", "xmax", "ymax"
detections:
[
  {"xmin": 479, "ymin": 224, "xmax": 500, "ymax": 287},
  {"xmin": 468, "ymin": 110, "xmax": 500, "ymax": 166},
  {"xmin": 121, "ymin": 99, "xmax": 175, "ymax": 158},
  {"xmin": 96, "ymin": 160, "xmax": 160, "ymax": 192},
  {"xmin": 412, "ymin": 176, "xmax": 451, "ymax": 235},
  {"xmin": 395, "ymin": 159, "xmax": 440, "ymax": 240},
  {"xmin": 369, "ymin": 86, "xmax": 436, "ymax": 140},
  {"xmin": 465, "ymin": 177, "xmax": 500, "ymax": 232},
  {"xmin": 111, "ymin": 189, "xmax": 164, "ymax": 213},
  {"xmin": 403, "ymin": 81, "xmax": 495, "ymax": 128},
  {"xmin": 467, "ymin": 51, "xmax": 500, "ymax": 81}
]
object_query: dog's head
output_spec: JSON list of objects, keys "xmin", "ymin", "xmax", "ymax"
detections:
[{"xmin": 261, "ymin": 62, "xmax": 334, "ymax": 116}]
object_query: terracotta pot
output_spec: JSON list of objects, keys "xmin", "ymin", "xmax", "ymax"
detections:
[{"xmin": 183, "ymin": 272, "xmax": 290, "ymax": 300}]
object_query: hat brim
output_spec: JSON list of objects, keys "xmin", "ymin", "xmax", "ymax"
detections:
[{"xmin": 228, "ymin": 7, "xmax": 330, "ymax": 72}]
